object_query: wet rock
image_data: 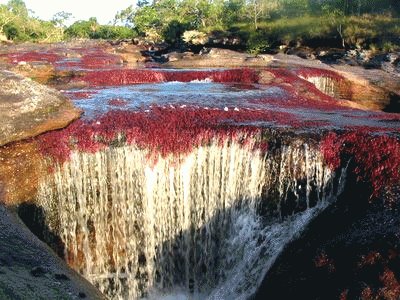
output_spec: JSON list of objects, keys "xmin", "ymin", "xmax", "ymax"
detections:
[
  {"xmin": 207, "ymin": 31, "xmax": 244, "ymax": 47},
  {"xmin": 0, "ymin": 70, "xmax": 81, "ymax": 146},
  {"xmin": 0, "ymin": 204, "xmax": 105, "ymax": 299},
  {"xmin": 0, "ymin": 70, "xmax": 81, "ymax": 205},
  {"xmin": 10, "ymin": 62, "xmax": 57, "ymax": 84},
  {"xmin": 387, "ymin": 52, "xmax": 400, "ymax": 64},
  {"xmin": 55, "ymin": 273, "xmax": 70, "ymax": 280},
  {"xmin": 0, "ymin": 139, "xmax": 48, "ymax": 205},
  {"xmin": 363, "ymin": 53, "xmax": 388, "ymax": 69},
  {"xmin": 255, "ymin": 187, "xmax": 400, "ymax": 300},
  {"xmin": 30, "ymin": 266, "xmax": 47, "ymax": 277}
]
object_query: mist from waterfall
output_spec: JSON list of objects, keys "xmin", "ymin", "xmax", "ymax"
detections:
[{"xmin": 35, "ymin": 135, "xmax": 346, "ymax": 299}]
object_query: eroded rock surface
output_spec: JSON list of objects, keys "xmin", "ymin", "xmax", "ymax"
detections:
[
  {"xmin": 0, "ymin": 204, "xmax": 104, "ymax": 299},
  {"xmin": 0, "ymin": 70, "xmax": 81, "ymax": 146},
  {"xmin": 0, "ymin": 140, "xmax": 46, "ymax": 205}
]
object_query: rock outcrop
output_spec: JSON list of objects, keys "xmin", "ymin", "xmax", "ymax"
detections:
[
  {"xmin": 0, "ymin": 70, "xmax": 102, "ymax": 299},
  {"xmin": 0, "ymin": 70, "xmax": 81, "ymax": 146},
  {"xmin": 0, "ymin": 204, "xmax": 105, "ymax": 299},
  {"xmin": 165, "ymin": 50, "xmax": 399, "ymax": 112},
  {"xmin": 0, "ymin": 70, "xmax": 81, "ymax": 205}
]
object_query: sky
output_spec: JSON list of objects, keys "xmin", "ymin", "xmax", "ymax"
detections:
[{"xmin": 0, "ymin": 0, "xmax": 135, "ymax": 25}]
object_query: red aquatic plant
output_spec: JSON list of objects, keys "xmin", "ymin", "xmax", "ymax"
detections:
[
  {"xmin": 38, "ymin": 128, "xmax": 72, "ymax": 163},
  {"xmin": 37, "ymin": 106, "xmax": 303, "ymax": 164},
  {"xmin": 266, "ymin": 68, "xmax": 353, "ymax": 111},
  {"xmin": 108, "ymin": 98, "xmax": 128, "ymax": 106},
  {"xmin": 7, "ymin": 51, "xmax": 61, "ymax": 64},
  {"xmin": 358, "ymin": 251, "xmax": 383, "ymax": 268},
  {"xmin": 78, "ymin": 68, "xmax": 259, "ymax": 86},
  {"xmin": 379, "ymin": 268, "xmax": 400, "ymax": 300},
  {"xmin": 81, "ymin": 52, "xmax": 122, "ymax": 68},
  {"xmin": 314, "ymin": 252, "xmax": 336, "ymax": 272},
  {"xmin": 320, "ymin": 130, "xmax": 400, "ymax": 199}
]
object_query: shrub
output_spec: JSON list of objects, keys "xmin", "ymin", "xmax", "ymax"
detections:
[
  {"xmin": 247, "ymin": 30, "xmax": 270, "ymax": 54},
  {"xmin": 182, "ymin": 30, "xmax": 208, "ymax": 45},
  {"xmin": 145, "ymin": 28, "xmax": 163, "ymax": 43},
  {"xmin": 162, "ymin": 20, "xmax": 189, "ymax": 44}
]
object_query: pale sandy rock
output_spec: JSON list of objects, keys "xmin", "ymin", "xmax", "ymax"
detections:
[{"xmin": 0, "ymin": 70, "xmax": 81, "ymax": 146}]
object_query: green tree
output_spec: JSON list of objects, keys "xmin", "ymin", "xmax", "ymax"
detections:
[
  {"xmin": 0, "ymin": 4, "xmax": 17, "ymax": 37},
  {"xmin": 7, "ymin": 0, "xmax": 28, "ymax": 17}
]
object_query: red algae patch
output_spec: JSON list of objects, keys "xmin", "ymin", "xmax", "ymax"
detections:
[
  {"xmin": 36, "ymin": 106, "xmax": 303, "ymax": 164},
  {"xmin": 108, "ymin": 98, "xmax": 128, "ymax": 106},
  {"xmin": 77, "ymin": 68, "xmax": 260, "ymax": 86},
  {"xmin": 320, "ymin": 131, "xmax": 400, "ymax": 199},
  {"xmin": 6, "ymin": 51, "xmax": 61, "ymax": 64},
  {"xmin": 81, "ymin": 52, "xmax": 123, "ymax": 68},
  {"xmin": 3, "ymin": 46, "xmax": 126, "ymax": 71}
]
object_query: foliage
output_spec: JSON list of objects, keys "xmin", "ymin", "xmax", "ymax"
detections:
[
  {"xmin": 234, "ymin": 14, "xmax": 400, "ymax": 50},
  {"xmin": 163, "ymin": 20, "xmax": 189, "ymax": 44},
  {"xmin": 0, "ymin": 0, "xmax": 66, "ymax": 42},
  {"xmin": 118, "ymin": 0, "xmax": 399, "ymax": 50},
  {"xmin": 65, "ymin": 18, "xmax": 135, "ymax": 40},
  {"xmin": 247, "ymin": 30, "xmax": 270, "ymax": 54},
  {"xmin": 343, "ymin": 14, "xmax": 400, "ymax": 49},
  {"xmin": 1, "ymin": 0, "xmax": 399, "ymax": 49},
  {"xmin": 321, "ymin": 131, "xmax": 400, "ymax": 199},
  {"xmin": 144, "ymin": 28, "xmax": 162, "ymax": 43},
  {"xmin": 0, "ymin": 0, "xmax": 134, "ymax": 42},
  {"xmin": 182, "ymin": 30, "xmax": 208, "ymax": 45}
]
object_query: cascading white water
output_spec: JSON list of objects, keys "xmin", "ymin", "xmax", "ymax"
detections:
[
  {"xmin": 35, "ymin": 135, "xmax": 345, "ymax": 300},
  {"xmin": 299, "ymin": 76, "xmax": 341, "ymax": 99}
]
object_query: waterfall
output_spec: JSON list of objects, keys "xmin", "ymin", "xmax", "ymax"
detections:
[
  {"xmin": 35, "ymin": 136, "xmax": 346, "ymax": 299},
  {"xmin": 299, "ymin": 76, "xmax": 341, "ymax": 99}
]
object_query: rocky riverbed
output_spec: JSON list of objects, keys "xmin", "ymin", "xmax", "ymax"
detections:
[{"xmin": 0, "ymin": 40, "xmax": 399, "ymax": 299}]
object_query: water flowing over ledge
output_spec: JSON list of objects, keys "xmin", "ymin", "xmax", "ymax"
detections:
[
  {"xmin": 1, "ymin": 42, "xmax": 399, "ymax": 300},
  {"xmin": 33, "ymin": 136, "xmax": 346, "ymax": 299}
]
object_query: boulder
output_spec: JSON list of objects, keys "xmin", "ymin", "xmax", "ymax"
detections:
[
  {"xmin": 165, "ymin": 48, "xmax": 269, "ymax": 68},
  {"xmin": 108, "ymin": 43, "xmax": 147, "ymax": 64},
  {"xmin": 0, "ymin": 70, "xmax": 81, "ymax": 146}
]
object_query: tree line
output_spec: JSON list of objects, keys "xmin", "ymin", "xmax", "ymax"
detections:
[
  {"xmin": 1, "ymin": 0, "xmax": 399, "ymax": 52},
  {"xmin": 0, "ymin": 0, "xmax": 134, "ymax": 42}
]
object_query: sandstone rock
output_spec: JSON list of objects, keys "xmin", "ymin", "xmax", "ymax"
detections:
[
  {"xmin": 206, "ymin": 48, "xmax": 248, "ymax": 59},
  {"xmin": 0, "ymin": 140, "xmax": 46, "ymax": 205},
  {"xmin": 0, "ymin": 70, "xmax": 81, "ymax": 146},
  {"xmin": 266, "ymin": 54, "xmax": 400, "ymax": 112},
  {"xmin": 166, "ymin": 51, "xmax": 195, "ymax": 62},
  {"xmin": 10, "ymin": 63, "xmax": 57, "ymax": 84},
  {"xmin": 108, "ymin": 44, "xmax": 146, "ymax": 64},
  {"xmin": 165, "ymin": 48, "xmax": 269, "ymax": 68}
]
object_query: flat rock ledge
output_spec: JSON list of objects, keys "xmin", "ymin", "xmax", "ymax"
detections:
[{"xmin": 0, "ymin": 70, "xmax": 81, "ymax": 146}]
